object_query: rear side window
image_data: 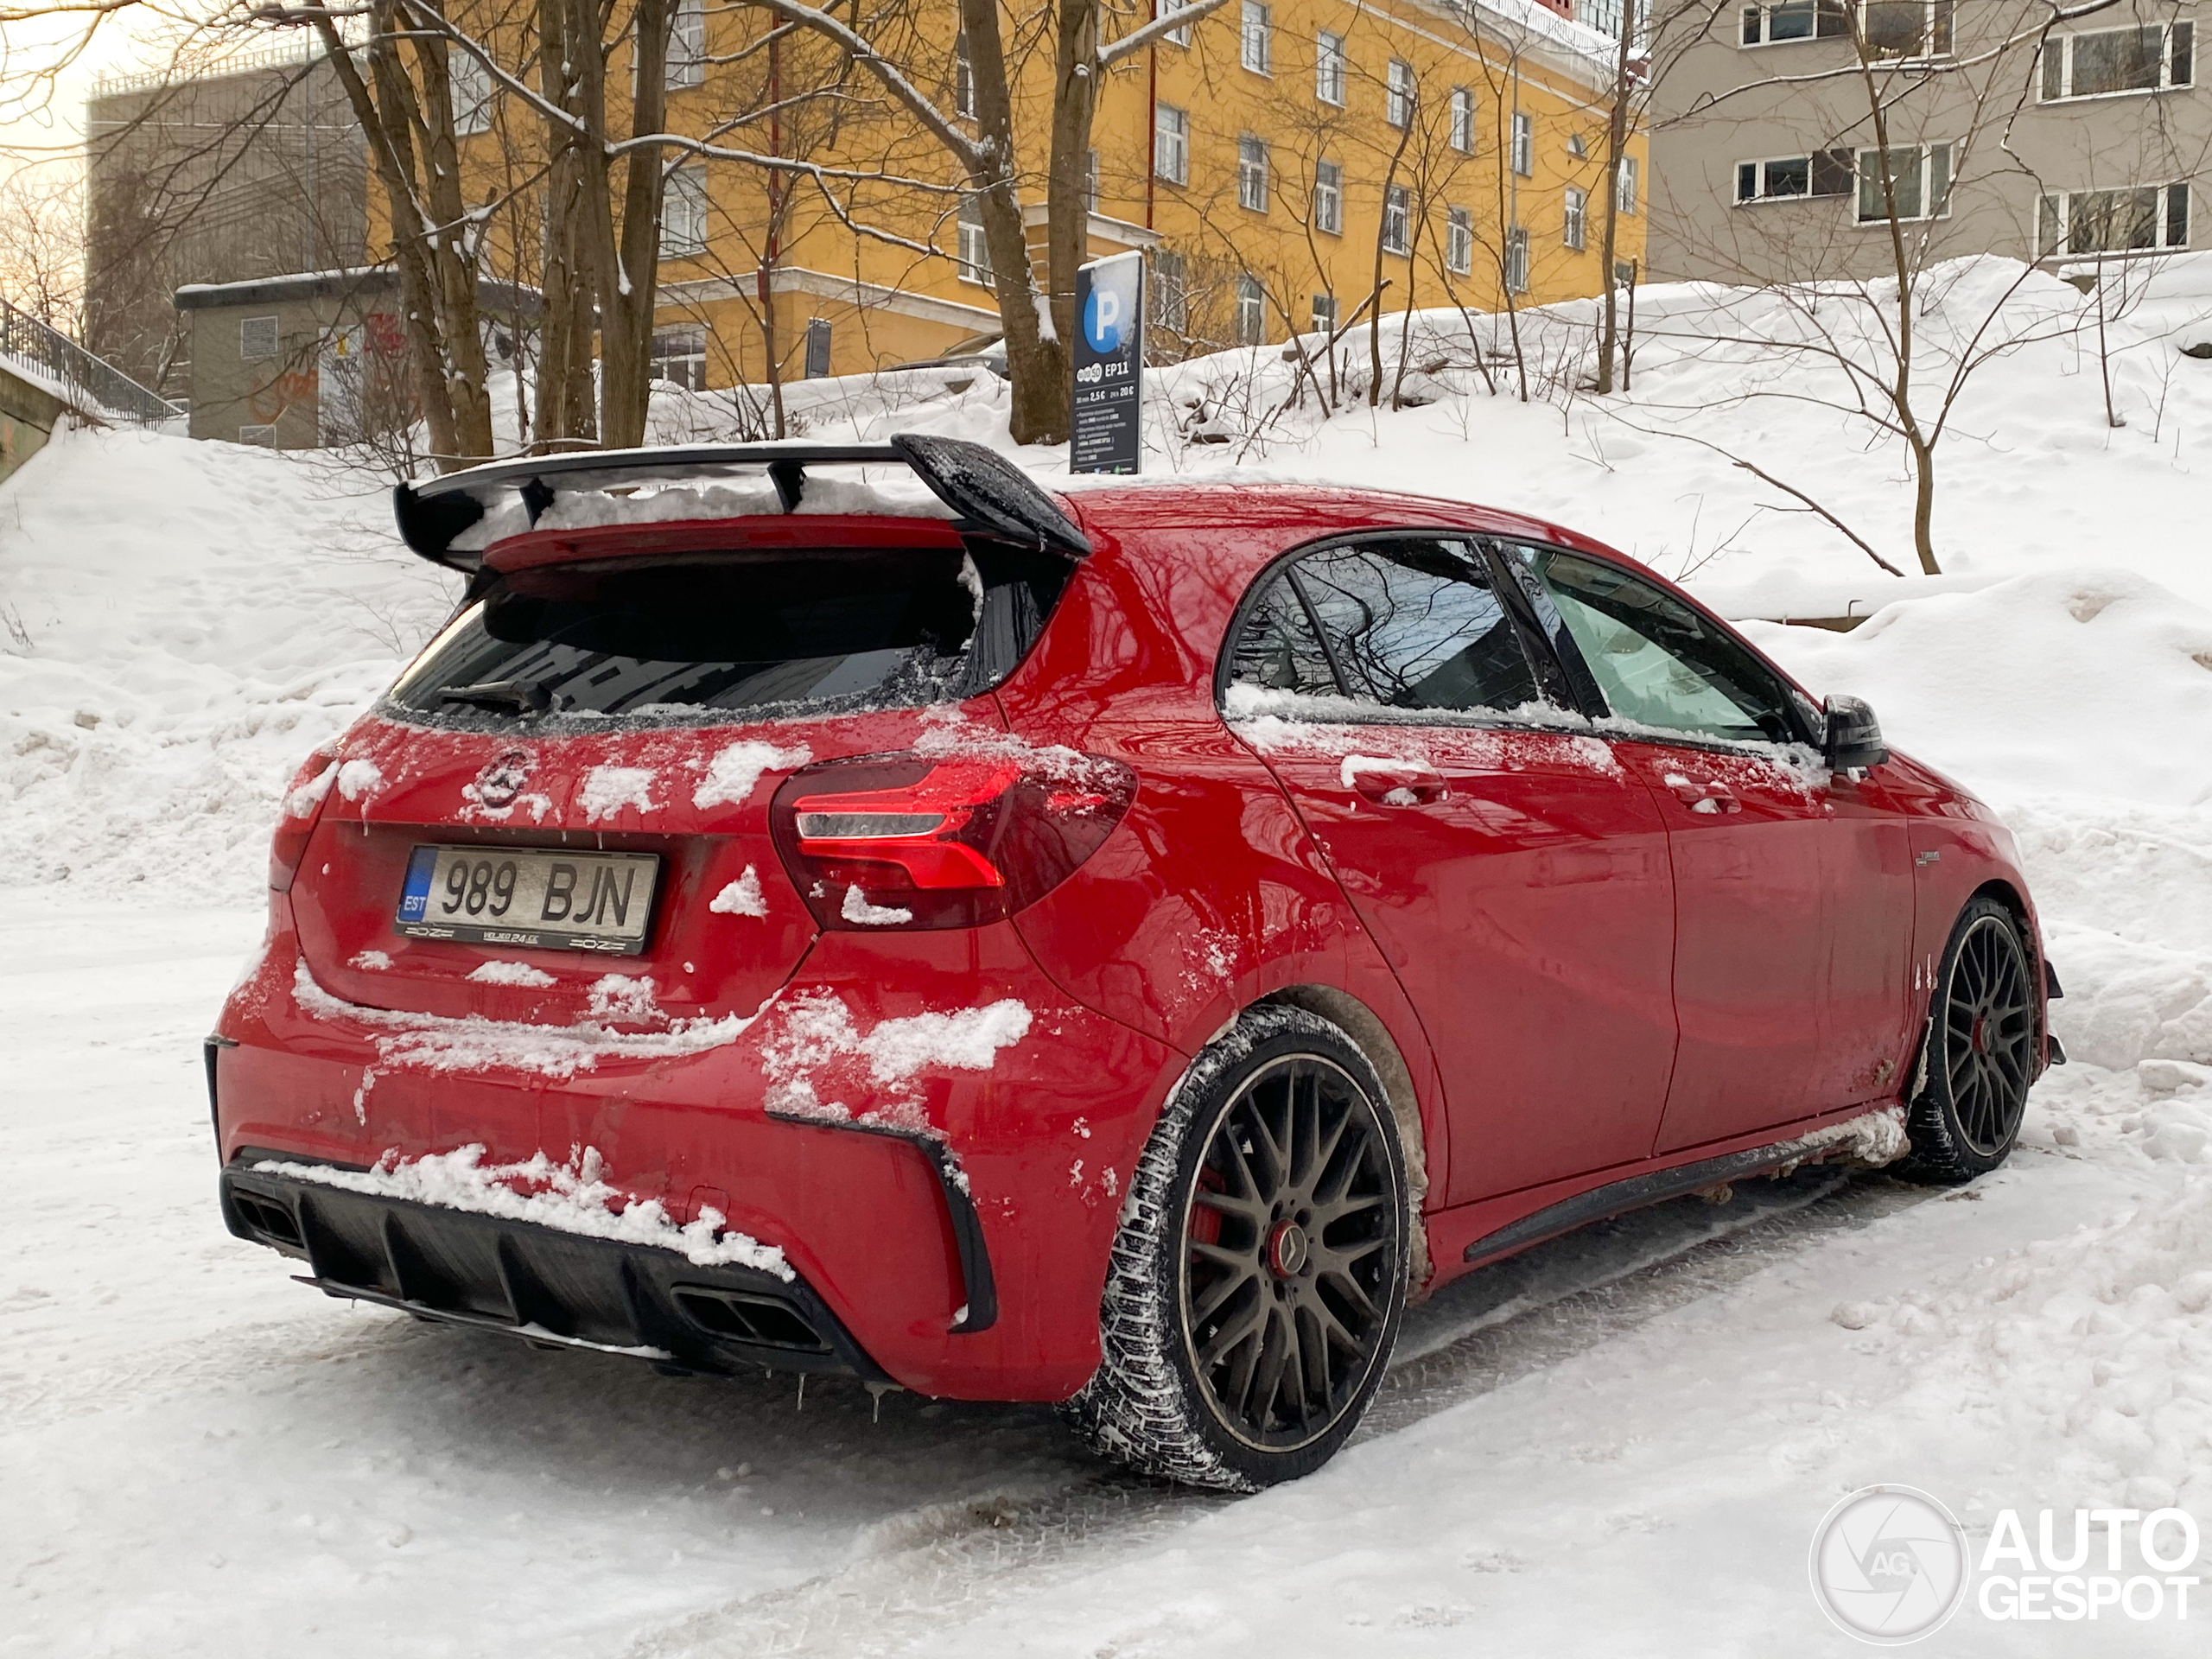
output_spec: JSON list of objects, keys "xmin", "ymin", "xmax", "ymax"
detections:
[
  {"xmin": 388, "ymin": 547, "xmax": 1059, "ymax": 725},
  {"xmin": 1228, "ymin": 539, "xmax": 1543, "ymax": 716}
]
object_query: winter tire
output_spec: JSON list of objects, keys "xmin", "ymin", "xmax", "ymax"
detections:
[
  {"xmin": 1900, "ymin": 895, "xmax": 2037, "ymax": 1184},
  {"xmin": 1063, "ymin": 1005, "xmax": 1409, "ymax": 1491}
]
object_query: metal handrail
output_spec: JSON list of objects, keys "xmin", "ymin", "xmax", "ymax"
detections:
[{"xmin": 0, "ymin": 296, "xmax": 185, "ymax": 425}]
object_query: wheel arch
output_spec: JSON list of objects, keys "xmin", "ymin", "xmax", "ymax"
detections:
[{"xmin": 1255, "ymin": 982, "xmax": 1436, "ymax": 1292}]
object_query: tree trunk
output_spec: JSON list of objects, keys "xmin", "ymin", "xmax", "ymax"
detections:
[
  {"xmin": 1595, "ymin": 14, "xmax": 1634, "ymax": 396},
  {"xmin": 960, "ymin": 0, "xmax": 1065, "ymax": 444},
  {"xmin": 534, "ymin": 0, "xmax": 597, "ymax": 450},
  {"xmin": 1045, "ymin": 0, "xmax": 1100, "ymax": 352},
  {"xmin": 575, "ymin": 0, "xmax": 675, "ymax": 448}
]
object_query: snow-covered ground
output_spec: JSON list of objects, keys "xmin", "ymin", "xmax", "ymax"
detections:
[{"xmin": 4, "ymin": 259, "xmax": 2210, "ymax": 1654}]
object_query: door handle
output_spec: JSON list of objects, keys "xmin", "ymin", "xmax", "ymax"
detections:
[
  {"xmin": 1342, "ymin": 756, "xmax": 1448, "ymax": 805},
  {"xmin": 1662, "ymin": 772, "xmax": 1741, "ymax": 815}
]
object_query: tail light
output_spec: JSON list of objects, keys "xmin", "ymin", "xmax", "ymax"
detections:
[
  {"xmin": 770, "ymin": 750, "xmax": 1136, "ymax": 930},
  {"xmin": 270, "ymin": 747, "xmax": 340, "ymax": 892}
]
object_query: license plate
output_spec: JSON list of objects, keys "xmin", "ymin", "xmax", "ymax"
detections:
[{"xmin": 394, "ymin": 846, "xmax": 660, "ymax": 954}]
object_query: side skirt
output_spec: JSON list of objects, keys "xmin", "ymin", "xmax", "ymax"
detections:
[{"xmin": 1459, "ymin": 1138, "xmax": 1853, "ymax": 1268}]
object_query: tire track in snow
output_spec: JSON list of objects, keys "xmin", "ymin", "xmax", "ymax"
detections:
[{"xmin": 623, "ymin": 1170, "xmax": 1948, "ymax": 1658}]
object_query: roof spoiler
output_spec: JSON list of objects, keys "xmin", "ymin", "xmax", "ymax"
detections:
[{"xmin": 391, "ymin": 434, "xmax": 1091, "ymax": 571}]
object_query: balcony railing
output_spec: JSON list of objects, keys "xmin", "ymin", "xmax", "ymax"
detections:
[{"xmin": 0, "ymin": 296, "xmax": 185, "ymax": 426}]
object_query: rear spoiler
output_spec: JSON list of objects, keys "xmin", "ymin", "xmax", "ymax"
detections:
[{"xmin": 391, "ymin": 433, "xmax": 1091, "ymax": 571}]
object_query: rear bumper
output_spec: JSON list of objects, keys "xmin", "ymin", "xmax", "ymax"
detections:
[
  {"xmin": 211, "ymin": 918, "xmax": 1183, "ymax": 1402},
  {"xmin": 221, "ymin": 1155, "xmax": 888, "ymax": 1381}
]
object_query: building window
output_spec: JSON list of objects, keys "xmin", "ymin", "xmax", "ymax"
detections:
[
  {"xmin": 2038, "ymin": 183, "xmax": 2190, "ymax": 256},
  {"xmin": 652, "ymin": 325, "xmax": 707, "ymax": 391},
  {"xmin": 1238, "ymin": 135, "xmax": 1270, "ymax": 212},
  {"xmin": 449, "ymin": 44, "xmax": 493, "ymax": 136},
  {"xmin": 1510, "ymin": 111, "xmax": 1533, "ymax": 176},
  {"xmin": 1316, "ymin": 29, "xmax": 1346, "ymax": 105},
  {"xmin": 1446, "ymin": 207, "xmax": 1473, "ymax": 275},
  {"xmin": 1855, "ymin": 143, "xmax": 1951, "ymax": 222},
  {"xmin": 955, "ymin": 33, "xmax": 975, "ymax": 118},
  {"xmin": 1387, "ymin": 60, "xmax": 1414, "ymax": 127},
  {"xmin": 804, "ymin": 317, "xmax": 833, "ymax": 378},
  {"xmin": 1242, "ymin": 2, "xmax": 1273, "ymax": 73},
  {"xmin": 957, "ymin": 194, "xmax": 993, "ymax": 286},
  {"xmin": 1153, "ymin": 248, "xmax": 1189, "ymax": 333},
  {"xmin": 1086, "ymin": 148, "xmax": 1100, "ymax": 211},
  {"xmin": 239, "ymin": 315, "xmax": 279, "ymax": 360},
  {"xmin": 1382, "ymin": 183, "xmax": 1410, "ymax": 255},
  {"xmin": 668, "ymin": 0, "xmax": 706, "ymax": 90},
  {"xmin": 1504, "ymin": 226, "xmax": 1529, "ymax": 295},
  {"xmin": 1617, "ymin": 155, "xmax": 1641, "ymax": 214},
  {"xmin": 661, "ymin": 164, "xmax": 709, "ymax": 257},
  {"xmin": 1739, "ymin": 0, "xmax": 1850, "ymax": 46},
  {"xmin": 1859, "ymin": 0, "xmax": 1955, "ymax": 57},
  {"xmin": 1313, "ymin": 159, "xmax": 1343, "ymax": 234},
  {"xmin": 2040, "ymin": 23, "xmax": 2192, "ymax": 101},
  {"xmin": 1312, "ymin": 292, "xmax": 1338, "ymax": 334},
  {"xmin": 1735, "ymin": 149, "xmax": 1854, "ymax": 202},
  {"xmin": 1564, "ymin": 186, "xmax": 1587, "ymax": 251},
  {"xmin": 238, "ymin": 423, "xmax": 277, "ymax": 447},
  {"xmin": 1583, "ymin": 0, "xmax": 1635, "ymax": 40},
  {"xmin": 1449, "ymin": 87, "xmax": 1474, "ymax": 153},
  {"xmin": 1236, "ymin": 275, "xmax": 1266, "ymax": 346},
  {"xmin": 1154, "ymin": 103, "xmax": 1189, "ymax": 184},
  {"xmin": 1162, "ymin": 0, "xmax": 1191, "ymax": 49}
]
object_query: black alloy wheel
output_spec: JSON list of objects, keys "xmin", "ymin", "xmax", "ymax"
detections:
[
  {"xmin": 1180, "ymin": 1053, "xmax": 1400, "ymax": 1452},
  {"xmin": 1063, "ymin": 1005, "xmax": 1408, "ymax": 1490},
  {"xmin": 1903, "ymin": 896, "xmax": 2038, "ymax": 1182}
]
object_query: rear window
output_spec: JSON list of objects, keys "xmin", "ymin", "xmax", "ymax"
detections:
[{"xmin": 387, "ymin": 546, "xmax": 1061, "ymax": 726}]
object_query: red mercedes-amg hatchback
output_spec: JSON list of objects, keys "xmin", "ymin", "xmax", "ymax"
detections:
[{"xmin": 211, "ymin": 435, "xmax": 2055, "ymax": 1489}]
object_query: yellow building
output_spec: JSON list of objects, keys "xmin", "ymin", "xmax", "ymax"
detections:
[{"xmin": 453, "ymin": 0, "xmax": 1644, "ymax": 393}]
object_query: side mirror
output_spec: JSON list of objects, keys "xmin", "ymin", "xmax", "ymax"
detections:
[{"xmin": 1824, "ymin": 694, "xmax": 1890, "ymax": 772}]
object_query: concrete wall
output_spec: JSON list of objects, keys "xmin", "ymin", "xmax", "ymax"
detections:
[{"xmin": 0, "ymin": 360, "xmax": 65, "ymax": 485}]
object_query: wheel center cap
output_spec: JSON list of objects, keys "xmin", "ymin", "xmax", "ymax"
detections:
[{"xmin": 1268, "ymin": 1220, "xmax": 1310, "ymax": 1278}]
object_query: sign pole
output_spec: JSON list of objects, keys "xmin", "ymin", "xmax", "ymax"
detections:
[{"xmin": 1070, "ymin": 250, "xmax": 1144, "ymax": 474}]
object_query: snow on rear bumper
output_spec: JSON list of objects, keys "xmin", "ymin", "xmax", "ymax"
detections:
[
  {"xmin": 211, "ymin": 921, "xmax": 1181, "ymax": 1401},
  {"xmin": 221, "ymin": 1155, "xmax": 889, "ymax": 1381}
]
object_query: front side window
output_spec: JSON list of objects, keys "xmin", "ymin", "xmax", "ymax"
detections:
[
  {"xmin": 1382, "ymin": 184, "xmax": 1410, "ymax": 255},
  {"xmin": 1387, "ymin": 60, "xmax": 1415, "ymax": 127},
  {"xmin": 1154, "ymin": 104, "xmax": 1189, "ymax": 185},
  {"xmin": 1316, "ymin": 29, "xmax": 1346, "ymax": 105},
  {"xmin": 661, "ymin": 164, "xmax": 709, "ymax": 258},
  {"xmin": 1446, "ymin": 206, "xmax": 1473, "ymax": 274},
  {"xmin": 2041, "ymin": 23, "xmax": 2192, "ymax": 100},
  {"xmin": 2038, "ymin": 183, "xmax": 2190, "ymax": 256},
  {"xmin": 1256, "ymin": 546, "xmax": 1548, "ymax": 716},
  {"xmin": 1510, "ymin": 111, "xmax": 1534, "ymax": 176},
  {"xmin": 1238, "ymin": 134, "xmax": 1270, "ymax": 212},
  {"xmin": 1855, "ymin": 143, "xmax": 1950, "ymax": 223},
  {"xmin": 1564, "ymin": 187, "xmax": 1588, "ymax": 251},
  {"xmin": 1242, "ymin": 0, "xmax": 1273, "ymax": 73},
  {"xmin": 1313, "ymin": 159, "xmax": 1343, "ymax": 234},
  {"xmin": 1509, "ymin": 546, "xmax": 1799, "ymax": 747}
]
